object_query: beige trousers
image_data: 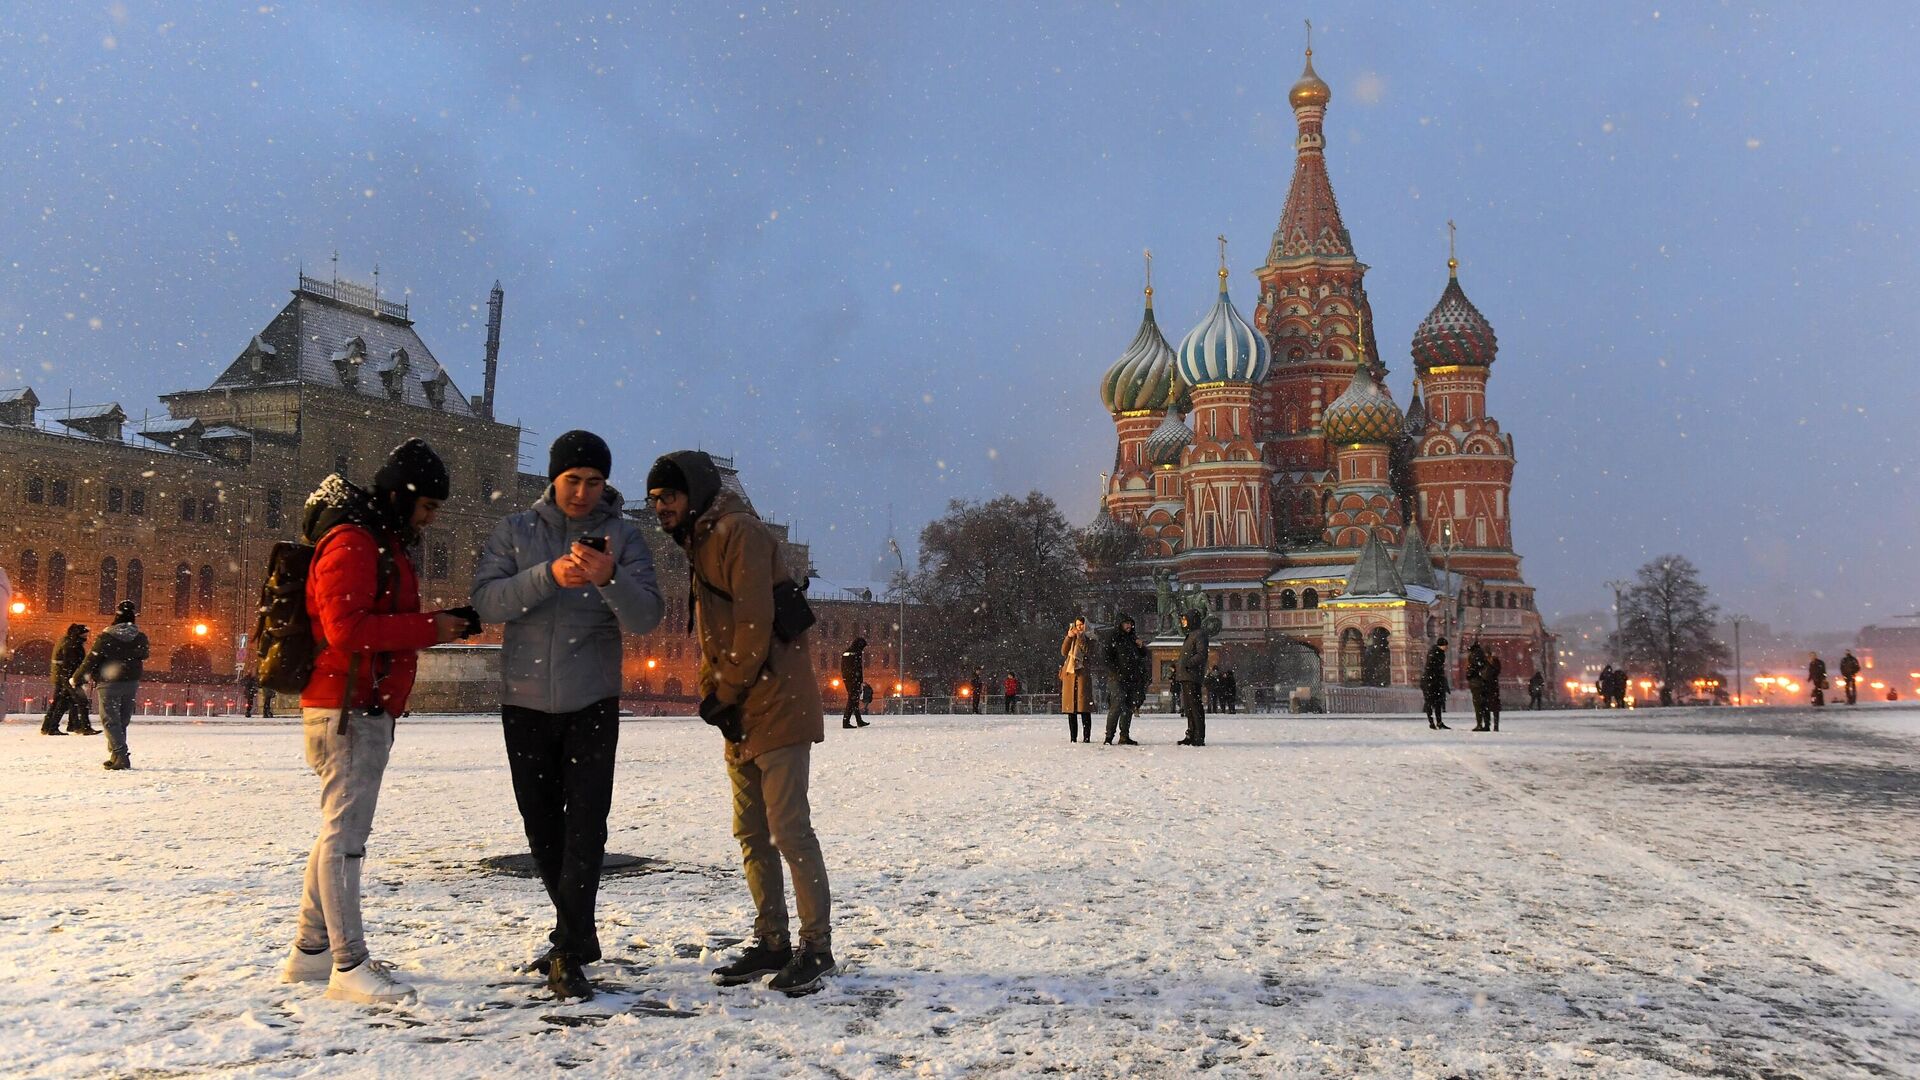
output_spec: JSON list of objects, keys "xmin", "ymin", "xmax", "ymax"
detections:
[{"xmin": 728, "ymin": 742, "xmax": 832, "ymax": 951}]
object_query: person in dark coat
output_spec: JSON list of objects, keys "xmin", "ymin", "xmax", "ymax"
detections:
[
  {"xmin": 839, "ymin": 638, "xmax": 868, "ymax": 728},
  {"xmin": 241, "ymin": 667, "xmax": 260, "ymax": 718},
  {"xmin": 1221, "ymin": 667, "xmax": 1239, "ymax": 714},
  {"xmin": 42, "ymin": 623, "xmax": 96, "ymax": 736},
  {"xmin": 1807, "ymin": 653, "xmax": 1828, "ymax": 707},
  {"xmin": 1422, "ymin": 638, "xmax": 1451, "ymax": 730},
  {"xmin": 1528, "ymin": 670, "xmax": 1545, "ymax": 710},
  {"xmin": 1465, "ymin": 642, "xmax": 1492, "ymax": 731},
  {"xmin": 1597, "ymin": 665, "xmax": 1616, "ymax": 708},
  {"xmin": 1175, "ymin": 609, "xmax": 1209, "ymax": 746},
  {"xmin": 968, "ymin": 669, "xmax": 984, "ymax": 715},
  {"xmin": 1101, "ymin": 613, "xmax": 1148, "ymax": 745},
  {"xmin": 1485, "ymin": 653, "xmax": 1503, "ymax": 731},
  {"xmin": 1839, "ymin": 650, "xmax": 1861, "ymax": 706},
  {"xmin": 74, "ymin": 603, "xmax": 150, "ymax": 768}
]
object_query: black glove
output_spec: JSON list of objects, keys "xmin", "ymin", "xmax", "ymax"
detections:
[
  {"xmin": 698, "ymin": 693, "xmax": 746, "ymax": 743},
  {"xmin": 444, "ymin": 605, "xmax": 482, "ymax": 639}
]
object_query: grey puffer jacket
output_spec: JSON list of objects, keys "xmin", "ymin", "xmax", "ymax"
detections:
[{"xmin": 471, "ymin": 485, "xmax": 664, "ymax": 713}]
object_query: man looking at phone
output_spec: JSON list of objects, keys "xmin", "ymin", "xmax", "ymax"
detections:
[
  {"xmin": 472, "ymin": 430, "xmax": 663, "ymax": 1001},
  {"xmin": 648, "ymin": 450, "xmax": 836, "ymax": 996}
]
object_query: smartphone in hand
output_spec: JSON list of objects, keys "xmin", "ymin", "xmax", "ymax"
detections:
[{"xmin": 578, "ymin": 536, "xmax": 609, "ymax": 553}]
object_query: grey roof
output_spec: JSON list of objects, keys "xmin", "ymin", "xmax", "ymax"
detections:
[
  {"xmin": 57, "ymin": 403, "xmax": 127, "ymax": 421},
  {"xmin": 1342, "ymin": 533, "xmax": 1406, "ymax": 598},
  {"xmin": 1264, "ymin": 565, "xmax": 1347, "ymax": 584},
  {"xmin": 1396, "ymin": 524, "xmax": 1439, "ymax": 588},
  {"xmin": 204, "ymin": 285, "xmax": 478, "ymax": 417},
  {"xmin": 201, "ymin": 425, "xmax": 250, "ymax": 440},
  {"xmin": 138, "ymin": 417, "xmax": 202, "ymax": 435},
  {"xmin": 0, "ymin": 387, "xmax": 37, "ymax": 404}
]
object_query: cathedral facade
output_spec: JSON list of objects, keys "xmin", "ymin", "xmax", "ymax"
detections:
[{"xmin": 1092, "ymin": 46, "xmax": 1551, "ymax": 698}]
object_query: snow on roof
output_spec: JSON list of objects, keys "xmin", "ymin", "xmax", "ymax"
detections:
[
  {"xmin": 137, "ymin": 417, "xmax": 202, "ymax": 434},
  {"xmin": 201, "ymin": 425, "xmax": 250, "ymax": 439},
  {"xmin": 57, "ymin": 403, "xmax": 127, "ymax": 420},
  {"xmin": 1265, "ymin": 566, "xmax": 1348, "ymax": 583},
  {"xmin": 0, "ymin": 387, "xmax": 36, "ymax": 403}
]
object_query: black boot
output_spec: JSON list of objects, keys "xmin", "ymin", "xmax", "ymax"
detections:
[
  {"xmin": 1068, "ymin": 717, "xmax": 1078, "ymax": 742},
  {"xmin": 711, "ymin": 938, "xmax": 792, "ymax": 986},
  {"xmin": 547, "ymin": 955, "xmax": 593, "ymax": 1001},
  {"xmin": 767, "ymin": 948, "xmax": 837, "ymax": 996}
]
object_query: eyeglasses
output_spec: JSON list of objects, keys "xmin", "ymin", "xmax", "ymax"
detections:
[{"xmin": 646, "ymin": 493, "xmax": 682, "ymax": 506}]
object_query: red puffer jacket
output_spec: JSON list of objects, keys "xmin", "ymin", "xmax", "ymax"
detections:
[{"xmin": 300, "ymin": 522, "xmax": 437, "ymax": 717}]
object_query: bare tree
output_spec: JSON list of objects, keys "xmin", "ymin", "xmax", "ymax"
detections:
[
  {"xmin": 1609, "ymin": 554, "xmax": 1729, "ymax": 706},
  {"xmin": 906, "ymin": 492, "xmax": 1087, "ymax": 688}
]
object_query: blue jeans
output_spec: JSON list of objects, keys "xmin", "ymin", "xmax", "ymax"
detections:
[{"xmin": 100, "ymin": 682, "xmax": 137, "ymax": 759}]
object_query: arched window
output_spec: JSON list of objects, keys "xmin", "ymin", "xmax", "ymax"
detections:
[
  {"xmin": 429, "ymin": 543, "xmax": 450, "ymax": 581},
  {"xmin": 180, "ymin": 495, "xmax": 196, "ymax": 522},
  {"xmin": 1279, "ymin": 589, "xmax": 1297, "ymax": 610},
  {"xmin": 18, "ymin": 550, "xmax": 38, "ymax": 601},
  {"xmin": 265, "ymin": 489, "xmax": 283, "ymax": 529},
  {"xmin": 1302, "ymin": 587, "xmax": 1319, "ymax": 609},
  {"xmin": 201, "ymin": 497, "xmax": 216, "ymax": 524},
  {"xmin": 125, "ymin": 559, "xmax": 144, "ymax": 608},
  {"xmin": 99, "ymin": 556, "xmax": 119, "ymax": 614},
  {"xmin": 26, "ymin": 476, "xmax": 45, "ymax": 503},
  {"xmin": 197, "ymin": 565, "xmax": 215, "ymax": 616},
  {"xmin": 50, "ymin": 479, "xmax": 69, "ymax": 506},
  {"xmin": 47, "ymin": 553, "xmax": 67, "ymax": 612},
  {"xmin": 174, "ymin": 564, "xmax": 192, "ymax": 617},
  {"xmin": 1228, "ymin": 594, "xmax": 1242, "ymax": 612},
  {"xmin": 1248, "ymin": 592, "xmax": 1262, "ymax": 611}
]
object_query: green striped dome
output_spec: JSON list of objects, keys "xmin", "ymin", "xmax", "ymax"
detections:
[
  {"xmin": 1101, "ymin": 301, "xmax": 1184, "ymax": 413},
  {"xmin": 1323, "ymin": 357, "xmax": 1404, "ymax": 444}
]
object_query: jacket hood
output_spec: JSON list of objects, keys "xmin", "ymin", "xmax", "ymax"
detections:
[
  {"xmin": 848, "ymin": 637, "xmax": 867, "ymax": 652},
  {"xmin": 101, "ymin": 623, "xmax": 143, "ymax": 642},
  {"xmin": 303, "ymin": 474, "xmax": 388, "ymax": 543}
]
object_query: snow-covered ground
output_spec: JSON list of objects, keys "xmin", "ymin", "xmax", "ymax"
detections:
[{"xmin": 3, "ymin": 705, "xmax": 1917, "ymax": 1079}]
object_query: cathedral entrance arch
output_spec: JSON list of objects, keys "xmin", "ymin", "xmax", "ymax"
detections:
[
  {"xmin": 1363, "ymin": 627, "xmax": 1392, "ymax": 687},
  {"xmin": 1338, "ymin": 628, "xmax": 1365, "ymax": 685}
]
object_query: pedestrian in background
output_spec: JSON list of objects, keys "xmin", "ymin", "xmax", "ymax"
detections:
[
  {"xmin": 473, "ymin": 430, "xmax": 664, "ymax": 1002},
  {"xmin": 1486, "ymin": 652, "xmax": 1503, "ymax": 731},
  {"xmin": 1003, "ymin": 672, "xmax": 1020, "ymax": 713},
  {"xmin": 1807, "ymin": 653, "xmax": 1828, "ymax": 708},
  {"xmin": 1839, "ymin": 650, "xmax": 1860, "ymax": 706},
  {"xmin": 1101, "ymin": 613, "xmax": 1147, "ymax": 746},
  {"xmin": 968, "ymin": 668, "xmax": 984, "ymax": 715},
  {"xmin": 74, "ymin": 602, "xmax": 148, "ymax": 768},
  {"xmin": 651, "ymin": 450, "xmax": 836, "ymax": 996},
  {"xmin": 839, "ymin": 638, "xmax": 868, "ymax": 728},
  {"xmin": 1422, "ymin": 638, "xmax": 1451, "ymax": 730},
  {"xmin": 1175, "ymin": 609, "xmax": 1209, "ymax": 746},
  {"xmin": 43, "ymin": 623, "xmax": 96, "ymax": 736},
  {"xmin": 1528, "ymin": 671, "xmax": 1545, "ymax": 710},
  {"xmin": 1060, "ymin": 617, "xmax": 1093, "ymax": 743},
  {"xmin": 1466, "ymin": 642, "xmax": 1492, "ymax": 731}
]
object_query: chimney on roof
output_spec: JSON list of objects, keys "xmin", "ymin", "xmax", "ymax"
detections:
[{"xmin": 482, "ymin": 280, "xmax": 504, "ymax": 419}]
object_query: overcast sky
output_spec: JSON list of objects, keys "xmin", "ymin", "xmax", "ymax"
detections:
[{"xmin": 2, "ymin": 3, "xmax": 1914, "ymax": 632}]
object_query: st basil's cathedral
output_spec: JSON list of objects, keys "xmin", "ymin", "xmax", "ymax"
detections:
[{"xmin": 1089, "ymin": 44, "xmax": 1553, "ymax": 699}]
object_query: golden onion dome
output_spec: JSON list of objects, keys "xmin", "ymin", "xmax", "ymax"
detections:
[{"xmin": 1289, "ymin": 50, "xmax": 1331, "ymax": 110}]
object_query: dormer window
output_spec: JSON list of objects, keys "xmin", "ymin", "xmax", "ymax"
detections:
[
  {"xmin": 422, "ymin": 370, "xmax": 448, "ymax": 410},
  {"xmin": 331, "ymin": 336, "xmax": 367, "ymax": 388}
]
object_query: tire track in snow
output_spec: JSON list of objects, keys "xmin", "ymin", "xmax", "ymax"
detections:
[{"xmin": 1443, "ymin": 745, "xmax": 1920, "ymax": 1018}]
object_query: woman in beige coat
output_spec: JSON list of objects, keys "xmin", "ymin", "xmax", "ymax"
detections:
[{"xmin": 1060, "ymin": 617, "xmax": 1093, "ymax": 743}]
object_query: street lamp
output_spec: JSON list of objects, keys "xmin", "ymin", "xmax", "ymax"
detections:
[
  {"xmin": 887, "ymin": 536, "xmax": 907, "ymax": 700},
  {"xmin": 193, "ymin": 622, "xmax": 210, "ymax": 637},
  {"xmin": 9, "ymin": 600, "xmax": 25, "ymax": 616},
  {"xmin": 1729, "ymin": 614, "xmax": 1748, "ymax": 706}
]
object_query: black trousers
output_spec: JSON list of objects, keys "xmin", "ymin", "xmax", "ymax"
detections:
[
  {"xmin": 503, "ymin": 697, "xmax": 621, "ymax": 964},
  {"xmin": 1004, "ymin": 694, "xmax": 1017, "ymax": 713},
  {"xmin": 842, "ymin": 687, "xmax": 862, "ymax": 724},
  {"xmin": 1425, "ymin": 690, "xmax": 1446, "ymax": 726},
  {"xmin": 1177, "ymin": 681, "xmax": 1205, "ymax": 744},
  {"xmin": 1843, "ymin": 677, "xmax": 1857, "ymax": 705},
  {"xmin": 42, "ymin": 684, "xmax": 88, "ymax": 732}
]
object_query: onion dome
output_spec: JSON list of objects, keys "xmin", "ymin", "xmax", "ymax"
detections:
[
  {"xmin": 1289, "ymin": 47, "xmax": 1331, "ymax": 110},
  {"xmin": 1410, "ymin": 254, "xmax": 1498, "ymax": 373},
  {"xmin": 1100, "ymin": 283, "xmax": 1183, "ymax": 414},
  {"xmin": 1142, "ymin": 411, "xmax": 1193, "ymax": 467},
  {"xmin": 1080, "ymin": 498, "xmax": 1139, "ymax": 568},
  {"xmin": 1323, "ymin": 355, "xmax": 1405, "ymax": 444},
  {"xmin": 1177, "ymin": 256, "xmax": 1272, "ymax": 387}
]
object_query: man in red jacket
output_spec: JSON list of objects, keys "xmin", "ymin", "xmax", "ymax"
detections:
[{"xmin": 282, "ymin": 439, "xmax": 469, "ymax": 1004}]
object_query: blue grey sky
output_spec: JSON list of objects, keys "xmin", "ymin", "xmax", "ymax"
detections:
[{"xmin": 2, "ymin": 3, "xmax": 1914, "ymax": 631}]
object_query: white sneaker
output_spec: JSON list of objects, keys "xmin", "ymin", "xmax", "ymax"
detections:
[
  {"xmin": 324, "ymin": 958, "xmax": 417, "ymax": 1004},
  {"xmin": 281, "ymin": 944, "xmax": 333, "ymax": 984}
]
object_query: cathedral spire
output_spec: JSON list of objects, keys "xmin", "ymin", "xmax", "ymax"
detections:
[{"xmin": 1270, "ymin": 31, "xmax": 1352, "ymax": 263}]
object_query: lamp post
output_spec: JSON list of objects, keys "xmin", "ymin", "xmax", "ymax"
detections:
[
  {"xmin": 887, "ymin": 536, "xmax": 907, "ymax": 702},
  {"xmin": 1604, "ymin": 577, "xmax": 1631, "ymax": 662},
  {"xmin": 1729, "ymin": 614, "xmax": 1748, "ymax": 706}
]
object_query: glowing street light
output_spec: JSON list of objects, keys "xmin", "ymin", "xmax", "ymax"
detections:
[
  {"xmin": 193, "ymin": 623, "xmax": 210, "ymax": 637},
  {"xmin": 8, "ymin": 600, "xmax": 25, "ymax": 616}
]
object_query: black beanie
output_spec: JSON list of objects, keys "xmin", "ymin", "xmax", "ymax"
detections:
[
  {"xmin": 373, "ymin": 438, "xmax": 450, "ymax": 500},
  {"xmin": 645, "ymin": 456, "xmax": 689, "ymax": 495},
  {"xmin": 115, "ymin": 600, "xmax": 138, "ymax": 625},
  {"xmin": 549, "ymin": 430, "xmax": 612, "ymax": 481}
]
